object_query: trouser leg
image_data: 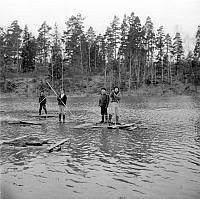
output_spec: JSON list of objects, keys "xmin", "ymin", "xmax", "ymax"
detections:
[
  {"xmin": 105, "ymin": 114, "xmax": 108, "ymax": 123},
  {"xmin": 43, "ymin": 105, "xmax": 47, "ymax": 114},
  {"xmin": 39, "ymin": 105, "xmax": 42, "ymax": 115},
  {"xmin": 108, "ymin": 114, "xmax": 112, "ymax": 124}
]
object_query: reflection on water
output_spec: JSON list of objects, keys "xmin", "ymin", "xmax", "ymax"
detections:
[{"xmin": 0, "ymin": 95, "xmax": 200, "ymax": 199}]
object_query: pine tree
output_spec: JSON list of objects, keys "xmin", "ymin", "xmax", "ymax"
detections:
[
  {"xmin": 164, "ymin": 33, "xmax": 173, "ymax": 83},
  {"xmin": 4, "ymin": 20, "xmax": 22, "ymax": 70},
  {"xmin": 50, "ymin": 23, "xmax": 63, "ymax": 84},
  {"xmin": 21, "ymin": 25, "xmax": 37, "ymax": 72},
  {"xmin": 127, "ymin": 13, "xmax": 143, "ymax": 90},
  {"xmin": 37, "ymin": 21, "xmax": 51, "ymax": 67},
  {"xmin": 194, "ymin": 25, "xmax": 200, "ymax": 58},
  {"xmin": 155, "ymin": 26, "xmax": 165, "ymax": 83},
  {"xmin": 118, "ymin": 14, "xmax": 129, "ymax": 90},
  {"xmin": 63, "ymin": 14, "xmax": 85, "ymax": 74},
  {"xmin": 144, "ymin": 16, "xmax": 155, "ymax": 83},
  {"xmin": 173, "ymin": 32, "xmax": 184, "ymax": 76},
  {"xmin": 0, "ymin": 27, "xmax": 5, "ymax": 68},
  {"xmin": 86, "ymin": 26, "xmax": 96, "ymax": 72}
]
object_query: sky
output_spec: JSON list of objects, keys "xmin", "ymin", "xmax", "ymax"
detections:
[{"xmin": 0, "ymin": 0, "xmax": 199, "ymax": 52}]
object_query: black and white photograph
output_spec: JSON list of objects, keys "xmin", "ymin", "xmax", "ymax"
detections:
[{"xmin": 0, "ymin": 0, "xmax": 200, "ymax": 198}]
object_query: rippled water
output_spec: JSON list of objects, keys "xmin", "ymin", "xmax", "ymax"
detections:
[{"xmin": 0, "ymin": 95, "xmax": 200, "ymax": 199}]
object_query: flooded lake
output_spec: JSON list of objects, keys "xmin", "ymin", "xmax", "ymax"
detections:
[{"xmin": 1, "ymin": 95, "xmax": 200, "ymax": 199}]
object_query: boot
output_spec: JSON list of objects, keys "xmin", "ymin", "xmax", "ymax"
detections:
[
  {"xmin": 99, "ymin": 115, "xmax": 104, "ymax": 123},
  {"xmin": 116, "ymin": 116, "xmax": 121, "ymax": 125},
  {"xmin": 108, "ymin": 114, "xmax": 112, "ymax": 125},
  {"xmin": 59, "ymin": 114, "xmax": 62, "ymax": 122},
  {"xmin": 105, "ymin": 115, "xmax": 108, "ymax": 124},
  {"xmin": 63, "ymin": 114, "xmax": 65, "ymax": 123}
]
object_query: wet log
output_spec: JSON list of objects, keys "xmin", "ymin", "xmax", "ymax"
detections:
[
  {"xmin": 8, "ymin": 120, "xmax": 45, "ymax": 125},
  {"xmin": 28, "ymin": 114, "xmax": 57, "ymax": 118},
  {"xmin": 73, "ymin": 123, "xmax": 94, "ymax": 129},
  {"xmin": 107, "ymin": 123, "xmax": 136, "ymax": 129},
  {"xmin": 1, "ymin": 135, "xmax": 29, "ymax": 145},
  {"xmin": 47, "ymin": 138, "xmax": 70, "ymax": 153}
]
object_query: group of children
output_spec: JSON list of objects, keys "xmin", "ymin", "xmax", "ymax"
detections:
[
  {"xmin": 99, "ymin": 86, "xmax": 121, "ymax": 125},
  {"xmin": 38, "ymin": 86, "xmax": 121, "ymax": 124}
]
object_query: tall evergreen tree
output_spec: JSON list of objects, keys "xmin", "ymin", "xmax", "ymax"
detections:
[
  {"xmin": 127, "ymin": 13, "xmax": 143, "ymax": 89},
  {"xmin": 4, "ymin": 20, "xmax": 22, "ymax": 70},
  {"xmin": 173, "ymin": 32, "xmax": 184, "ymax": 76},
  {"xmin": 37, "ymin": 21, "xmax": 51, "ymax": 67},
  {"xmin": 86, "ymin": 26, "xmax": 96, "ymax": 72},
  {"xmin": 155, "ymin": 26, "xmax": 165, "ymax": 82},
  {"xmin": 143, "ymin": 16, "xmax": 155, "ymax": 83},
  {"xmin": 21, "ymin": 25, "xmax": 37, "ymax": 72},
  {"xmin": 194, "ymin": 25, "xmax": 200, "ymax": 58},
  {"xmin": 164, "ymin": 33, "xmax": 173, "ymax": 83},
  {"xmin": 63, "ymin": 14, "xmax": 85, "ymax": 74},
  {"xmin": 49, "ymin": 23, "xmax": 63, "ymax": 82},
  {"xmin": 0, "ymin": 27, "xmax": 5, "ymax": 68}
]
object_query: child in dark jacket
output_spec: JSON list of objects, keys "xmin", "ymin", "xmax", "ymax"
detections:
[
  {"xmin": 39, "ymin": 91, "xmax": 47, "ymax": 115},
  {"xmin": 99, "ymin": 88, "xmax": 109, "ymax": 123}
]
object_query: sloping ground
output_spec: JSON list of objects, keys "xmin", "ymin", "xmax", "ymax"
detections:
[{"xmin": 0, "ymin": 73, "xmax": 199, "ymax": 98}]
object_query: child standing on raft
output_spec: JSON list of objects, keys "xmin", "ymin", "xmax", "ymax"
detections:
[
  {"xmin": 99, "ymin": 88, "xmax": 110, "ymax": 123},
  {"xmin": 39, "ymin": 91, "xmax": 47, "ymax": 115},
  {"xmin": 109, "ymin": 86, "xmax": 121, "ymax": 125},
  {"xmin": 57, "ymin": 89, "xmax": 67, "ymax": 122}
]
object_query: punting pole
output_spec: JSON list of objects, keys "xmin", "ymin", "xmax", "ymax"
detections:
[{"xmin": 46, "ymin": 81, "xmax": 76, "ymax": 121}]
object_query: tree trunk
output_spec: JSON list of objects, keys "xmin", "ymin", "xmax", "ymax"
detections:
[
  {"xmin": 88, "ymin": 45, "xmax": 91, "ymax": 72},
  {"xmin": 128, "ymin": 54, "xmax": 132, "ymax": 95},
  {"xmin": 118, "ymin": 59, "xmax": 121, "ymax": 88}
]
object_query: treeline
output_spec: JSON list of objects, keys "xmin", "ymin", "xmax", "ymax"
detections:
[{"xmin": 0, "ymin": 13, "xmax": 200, "ymax": 92}]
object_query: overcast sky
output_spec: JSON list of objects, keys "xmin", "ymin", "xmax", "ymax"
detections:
[{"xmin": 0, "ymin": 0, "xmax": 199, "ymax": 51}]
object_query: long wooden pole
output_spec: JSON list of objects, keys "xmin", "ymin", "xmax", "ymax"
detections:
[{"xmin": 46, "ymin": 81, "xmax": 76, "ymax": 120}]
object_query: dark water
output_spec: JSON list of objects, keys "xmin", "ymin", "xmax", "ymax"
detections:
[{"xmin": 0, "ymin": 95, "xmax": 200, "ymax": 199}]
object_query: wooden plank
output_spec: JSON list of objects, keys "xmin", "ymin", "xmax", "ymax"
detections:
[
  {"xmin": 20, "ymin": 120, "xmax": 45, "ymax": 125},
  {"xmin": 47, "ymin": 138, "xmax": 70, "ymax": 153},
  {"xmin": 8, "ymin": 120, "xmax": 45, "ymax": 125},
  {"xmin": 28, "ymin": 114, "xmax": 57, "ymax": 118},
  {"xmin": 126, "ymin": 126, "xmax": 138, "ymax": 131},
  {"xmin": 107, "ymin": 123, "xmax": 135, "ymax": 129},
  {"xmin": 73, "ymin": 123, "xmax": 94, "ymax": 129},
  {"xmin": 1, "ymin": 135, "xmax": 29, "ymax": 145}
]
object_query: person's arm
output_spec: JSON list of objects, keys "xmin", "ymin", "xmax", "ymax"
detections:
[
  {"xmin": 63, "ymin": 95, "xmax": 67, "ymax": 105},
  {"xmin": 114, "ymin": 92, "xmax": 121, "ymax": 102}
]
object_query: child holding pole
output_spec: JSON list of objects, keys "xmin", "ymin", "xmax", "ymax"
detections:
[{"xmin": 57, "ymin": 89, "xmax": 67, "ymax": 122}]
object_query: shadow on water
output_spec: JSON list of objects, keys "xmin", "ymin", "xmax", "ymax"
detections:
[{"xmin": 0, "ymin": 95, "xmax": 200, "ymax": 199}]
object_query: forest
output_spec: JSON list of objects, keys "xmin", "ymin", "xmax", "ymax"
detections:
[{"xmin": 0, "ymin": 13, "xmax": 200, "ymax": 94}]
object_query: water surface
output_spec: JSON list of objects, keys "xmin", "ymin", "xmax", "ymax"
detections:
[{"xmin": 1, "ymin": 95, "xmax": 200, "ymax": 199}]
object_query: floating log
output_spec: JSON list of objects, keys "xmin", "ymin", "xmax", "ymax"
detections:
[
  {"xmin": 8, "ymin": 120, "xmax": 45, "ymax": 125},
  {"xmin": 28, "ymin": 114, "xmax": 57, "ymax": 118},
  {"xmin": 126, "ymin": 126, "xmax": 138, "ymax": 131},
  {"xmin": 1, "ymin": 135, "xmax": 29, "ymax": 145},
  {"xmin": 107, "ymin": 123, "xmax": 136, "ymax": 129},
  {"xmin": 73, "ymin": 123, "xmax": 94, "ymax": 129},
  {"xmin": 47, "ymin": 138, "xmax": 70, "ymax": 153}
]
